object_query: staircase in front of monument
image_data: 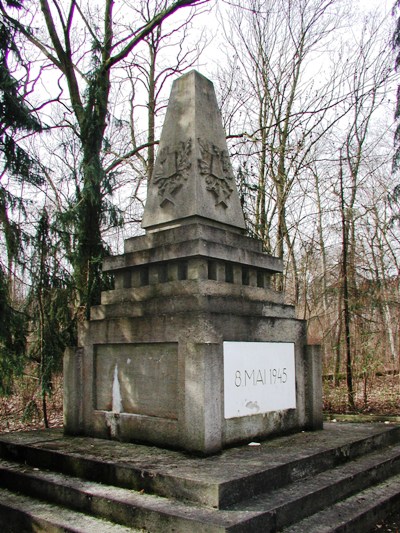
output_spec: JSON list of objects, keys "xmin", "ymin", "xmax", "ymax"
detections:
[{"xmin": 0, "ymin": 423, "xmax": 400, "ymax": 532}]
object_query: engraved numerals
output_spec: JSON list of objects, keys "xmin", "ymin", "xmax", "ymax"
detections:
[{"xmin": 234, "ymin": 368, "xmax": 288, "ymax": 387}]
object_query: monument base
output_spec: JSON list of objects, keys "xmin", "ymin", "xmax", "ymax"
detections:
[{"xmin": 64, "ymin": 222, "xmax": 322, "ymax": 454}]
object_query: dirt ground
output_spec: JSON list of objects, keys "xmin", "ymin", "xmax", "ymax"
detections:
[
  {"xmin": 323, "ymin": 373, "xmax": 400, "ymax": 417},
  {"xmin": 0, "ymin": 372, "xmax": 63, "ymax": 433}
]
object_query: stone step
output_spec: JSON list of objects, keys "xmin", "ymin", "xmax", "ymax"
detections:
[
  {"xmin": 0, "ymin": 487, "xmax": 140, "ymax": 533},
  {"xmin": 1, "ymin": 431, "xmax": 400, "ymax": 532},
  {"xmin": 0, "ymin": 424, "xmax": 399, "ymax": 510},
  {"xmin": 0, "ymin": 459, "xmax": 236, "ymax": 533},
  {"xmin": 282, "ymin": 473, "xmax": 400, "ymax": 533},
  {"xmin": 230, "ymin": 440, "xmax": 400, "ymax": 531}
]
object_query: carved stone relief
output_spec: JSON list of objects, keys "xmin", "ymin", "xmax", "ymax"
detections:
[
  {"xmin": 198, "ymin": 138, "xmax": 234, "ymax": 207},
  {"xmin": 153, "ymin": 137, "xmax": 234, "ymax": 209},
  {"xmin": 154, "ymin": 139, "xmax": 192, "ymax": 206}
]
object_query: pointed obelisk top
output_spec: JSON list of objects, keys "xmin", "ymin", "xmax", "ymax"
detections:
[{"xmin": 142, "ymin": 70, "xmax": 246, "ymax": 232}]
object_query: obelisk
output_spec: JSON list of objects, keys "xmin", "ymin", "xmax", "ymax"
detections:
[{"xmin": 142, "ymin": 70, "xmax": 246, "ymax": 232}]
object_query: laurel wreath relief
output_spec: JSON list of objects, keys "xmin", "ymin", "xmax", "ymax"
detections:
[
  {"xmin": 154, "ymin": 137, "xmax": 233, "ymax": 208},
  {"xmin": 197, "ymin": 138, "xmax": 233, "ymax": 207}
]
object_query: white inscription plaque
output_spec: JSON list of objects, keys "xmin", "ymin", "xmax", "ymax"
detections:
[{"xmin": 223, "ymin": 341, "xmax": 296, "ymax": 419}]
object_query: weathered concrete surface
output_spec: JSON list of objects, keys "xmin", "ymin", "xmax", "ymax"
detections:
[
  {"xmin": 285, "ymin": 475, "xmax": 400, "ymax": 533},
  {"xmin": 0, "ymin": 487, "xmax": 138, "ymax": 532},
  {"xmin": 104, "ymin": 223, "xmax": 282, "ymax": 272},
  {"xmin": 63, "ymin": 346, "xmax": 84, "ymax": 435},
  {"xmin": 65, "ymin": 224, "xmax": 321, "ymax": 453},
  {"xmin": 1, "ymin": 423, "xmax": 400, "ymax": 532},
  {"xmin": 65, "ymin": 307, "xmax": 316, "ymax": 453},
  {"xmin": 142, "ymin": 71, "xmax": 246, "ymax": 232},
  {"xmin": 304, "ymin": 344, "xmax": 323, "ymax": 430},
  {"xmin": 1, "ymin": 424, "xmax": 400, "ymax": 509},
  {"xmin": 64, "ymin": 71, "xmax": 323, "ymax": 454}
]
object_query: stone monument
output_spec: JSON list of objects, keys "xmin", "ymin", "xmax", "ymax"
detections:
[{"xmin": 64, "ymin": 70, "xmax": 322, "ymax": 455}]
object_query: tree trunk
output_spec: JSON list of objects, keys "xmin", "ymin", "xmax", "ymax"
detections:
[
  {"xmin": 147, "ymin": 36, "xmax": 157, "ymax": 182},
  {"xmin": 339, "ymin": 156, "xmax": 355, "ymax": 409}
]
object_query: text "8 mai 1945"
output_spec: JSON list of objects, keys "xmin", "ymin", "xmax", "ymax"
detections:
[{"xmin": 234, "ymin": 368, "xmax": 288, "ymax": 387}]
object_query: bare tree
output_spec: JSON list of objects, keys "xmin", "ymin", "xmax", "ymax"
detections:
[
  {"xmin": 296, "ymin": 9, "xmax": 396, "ymax": 407},
  {"xmin": 217, "ymin": 0, "xmax": 351, "ymax": 296},
  {"xmin": 1, "ymin": 0, "xmax": 209, "ymax": 317}
]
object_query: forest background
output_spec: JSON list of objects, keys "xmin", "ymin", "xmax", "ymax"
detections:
[{"xmin": 0, "ymin": 0, "xmax": 399, "ymax": 430}]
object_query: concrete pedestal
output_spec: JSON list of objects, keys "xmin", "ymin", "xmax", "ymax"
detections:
[{"xmin": 64, "ymin": 223, "xmax": 322, "ymax": 454}]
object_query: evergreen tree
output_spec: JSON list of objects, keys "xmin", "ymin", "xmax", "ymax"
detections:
[
  {"xmin": 0, "ymin": 265, "xmax": 26, "ymax": 394},
  {"xmin": 0, "ymin": 0, "xmax": 42, "ymax": 393},
  {"xmin": 28, "ymin": 208, "xmax": 76, "ymax": 426},
  {"xmin": 0, "ymin": 0, "xmax": 42, "ymax": 186}
]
